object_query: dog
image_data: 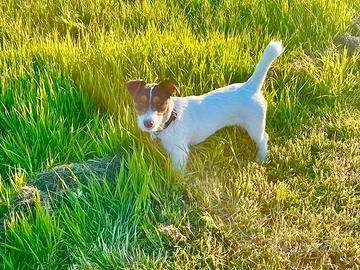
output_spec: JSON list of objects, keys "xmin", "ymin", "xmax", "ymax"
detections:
[{"xmin": 127, "ymin": 40, "xmax": 283, "ymax": 170}]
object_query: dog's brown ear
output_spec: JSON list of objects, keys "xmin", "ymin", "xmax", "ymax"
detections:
[
  {"xmin": 158, "ymin": 79, "xmax": 180, "ymax": 95},
  {"xmin": 126, "ymin": 80, "xmax": 146, "ymax": 98}
]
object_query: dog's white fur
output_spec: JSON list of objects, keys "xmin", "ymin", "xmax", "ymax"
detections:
[{"xmin": 150, "ymin": 41, "xmax": 283, "ymax": 169}]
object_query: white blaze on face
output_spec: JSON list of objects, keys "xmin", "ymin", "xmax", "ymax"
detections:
[{"xmin": 137, "ymin": 85, "xmax": 163, "ymax": 132}]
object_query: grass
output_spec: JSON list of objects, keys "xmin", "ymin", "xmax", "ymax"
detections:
[{"xmin": 0, "ymin": 0, "xmax": 359, "ymax": 268}]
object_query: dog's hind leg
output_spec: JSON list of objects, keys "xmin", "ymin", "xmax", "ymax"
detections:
[
  {"xmin": 243, "ymin": 116, "xmax": 269, "ymax": 162},
  {"xmin": 255, "ymin": 132, "xmax": 268, "ymax": 162}
]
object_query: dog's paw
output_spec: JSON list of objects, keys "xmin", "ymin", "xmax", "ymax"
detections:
[{"xmin": 256, "ymin": 152, "xmax": 267, "ymax": 164}]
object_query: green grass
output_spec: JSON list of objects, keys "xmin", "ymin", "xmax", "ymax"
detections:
[{"xmin": 0, "ymin": 0, "xmax": 359, "ymax": 268}]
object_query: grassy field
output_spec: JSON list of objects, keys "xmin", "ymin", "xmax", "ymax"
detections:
[{"xmin": 0, "ymin": 0, "xmax": 359, "ymax": 269}]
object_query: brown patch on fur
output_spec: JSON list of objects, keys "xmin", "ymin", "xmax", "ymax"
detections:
[
  {"xmin": 133, "ymin": 86, "xmax": 151, "ymax": 115},
  {"xmin": 152, "ymin": 95, "xmax": 160, "ymax": 104},
  {"xmin": 127, "ymin": 79, "xmax": 179, "ymax": 116},
  {"xmin": 126, "ymin": 80, "xmax": 146, "ymax": 98},
  {"xmin": 151, "ymin": 88, "xmax": 170, "ymax": 115},
  {"xmin": 150, "ymin": 80, "xmax": 179, "ymax": 114},
  {"xmin": 158, "ymin": 79, "xmax": 180, "ymax": 95}
]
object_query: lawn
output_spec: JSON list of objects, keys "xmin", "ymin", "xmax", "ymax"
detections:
[{"xmin": 0, "ymin": 0, "xmax": 359, "ymax": 269}]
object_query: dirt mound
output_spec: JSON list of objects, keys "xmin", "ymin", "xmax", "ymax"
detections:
[
  {"xmin": 333, "ymin": 16, "xmax": 360, "ymax": 55},
  {"xmin": 333, "ymin": 34, "xmax": 360, "ymax": 55},
  {"xmin": 1, "ymin": 154, "xmax": 122, "ymax": 236},
  {"xmin": 33, "ymin": 154, "xmax": 121, "ymax": 192}
]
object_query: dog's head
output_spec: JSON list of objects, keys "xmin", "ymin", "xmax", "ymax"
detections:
[{"xmin": 126, "ymin": 79, "xmax": 179, "ymax": 132}]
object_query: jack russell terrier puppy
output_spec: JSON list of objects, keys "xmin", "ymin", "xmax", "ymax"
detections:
[{"xmin": 127, "ymin": 40, "xmax": 283, "ymax": 170}]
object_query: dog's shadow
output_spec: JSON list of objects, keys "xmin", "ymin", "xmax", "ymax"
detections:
[
  {"xmin": 188, "ymin": 126, "xmax": 258, "ymax": 171},
  {"xmin": 179, "ymin": 127, "xmax": 266, "ymax": 225}
]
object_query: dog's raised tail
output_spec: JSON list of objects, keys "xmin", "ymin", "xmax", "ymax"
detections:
[{"xmin": 245, "ymin": 40, "xmax": 283, "ymax": 93}]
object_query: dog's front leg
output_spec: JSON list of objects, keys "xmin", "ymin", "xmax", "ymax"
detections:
[
  {"xmin": 164, "ymin": 143, "xmax": 189, "ymax": 170},
  {"xmin": 149, "ymin": 132, "xmax": 157, "ymax": 140}
]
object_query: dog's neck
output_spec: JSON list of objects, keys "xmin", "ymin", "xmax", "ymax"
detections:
[{"xmin": 162, "ymin": 109, "xmax": 177, "ymax": 129}]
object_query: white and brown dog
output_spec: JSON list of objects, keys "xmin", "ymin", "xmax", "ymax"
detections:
[{"xmin": 127, "ymin": 40, "xmax": 283, "ymax": 170}]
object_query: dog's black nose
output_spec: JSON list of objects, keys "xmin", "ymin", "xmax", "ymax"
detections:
[{"xmin": 144, "ymin": 120, "xmax": 154, "ymax": 129}]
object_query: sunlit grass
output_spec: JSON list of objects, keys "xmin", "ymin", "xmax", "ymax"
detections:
[{"xmin": 0, "ymin": 0, "xmax": 359, "ymax": 268}]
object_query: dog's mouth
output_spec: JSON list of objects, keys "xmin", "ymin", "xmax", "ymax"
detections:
[
  {"xmin": 144, "ymin": 126, "xmax": 164, "ymax": 133},
  {"xmin": 137, "ymin": 109, "xmax": 174, "ymax": 134},
  {"xmin": 139, "ymin": 119, "xmax": 169, "ymax": 133},
  {"xmin": 140, "ymin": 123, "xmax": 162, "ymax": 133}
]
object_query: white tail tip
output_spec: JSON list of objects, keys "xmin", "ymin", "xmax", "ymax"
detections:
[
  {"xmin": 244, "ymin": 40, "xmax": 284, "ymax": 92},
  {"xmin": 266, "ymin": 40, "xmax": 284, "ymax": 58}
]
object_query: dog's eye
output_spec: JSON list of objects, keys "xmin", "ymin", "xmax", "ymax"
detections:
[{"xmin": 136, "ymin": 102, "xmax": 146, "ymax": 107}]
